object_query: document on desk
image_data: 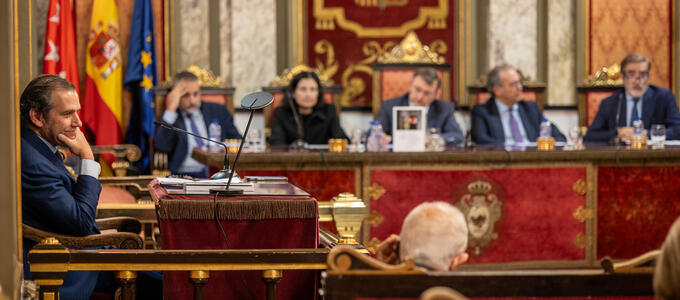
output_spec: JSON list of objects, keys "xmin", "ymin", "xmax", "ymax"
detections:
[{"xmin": 183, "ymin": 178, "xmax": 254, "ymax": 194}]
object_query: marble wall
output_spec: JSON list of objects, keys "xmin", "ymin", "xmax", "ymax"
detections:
[
  {"xmin": 229, "ymin": 0, "xmax": 277, "ymax": 104},
  {"xmin": 547, "ymin": 0, "xmax": 576, "ymax": 106},
  {"xmin": 487, "ymin": 0, "xmax": 537, "ymax": 79},
  {"xmin": 178, "ymin": 0, "xmax": 211, "ymax": 70}
]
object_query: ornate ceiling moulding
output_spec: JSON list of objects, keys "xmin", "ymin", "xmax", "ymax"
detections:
[{"xmin": 376, "ymin": 31, "xmax": 445, "ymax": 64}]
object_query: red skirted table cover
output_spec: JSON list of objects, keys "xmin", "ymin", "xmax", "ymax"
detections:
[{"xmin": 149, "ymin": 180, "xmax": 320, "ymax": 300}]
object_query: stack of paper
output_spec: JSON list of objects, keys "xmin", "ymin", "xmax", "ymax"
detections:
[{"xmin": 182, "ymin": 178, "xmax": 254, "ymax": 195}]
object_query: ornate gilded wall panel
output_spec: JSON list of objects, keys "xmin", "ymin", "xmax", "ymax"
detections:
[
  {"xmin": 307, "ymin": 0, "xmax": 456, "ymax": 108},
  {"xmin": 589, "ymin": 0, "xmax": 672, "ymax": 88}
]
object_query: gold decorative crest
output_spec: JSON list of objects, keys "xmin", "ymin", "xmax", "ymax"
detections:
[
  {"xmin": 456, "ymin": 180, "xmax": 502, "ymax": 256},
  {"xmin": 584, "ymin": 64, "xmax": 623, "ymax": 86},
  {"xmin": 572, "ymin": 206, "xmax": 593, "ymax": 223},
  {"xmin": 573, "ymin": 233, "xmax": 591, "ymax": 248},
  {"xmin": 572, "ymin": 178, "xmax": 587, "ymax": 195},
  {"xmin": 377, "ymin": 31, "xmax": 445, "ymax": 64},
  {"xmin": 186, "ymin": 65, "xmax": 223, "ymax": 87},
  {"xmin": 363, "ymin": 183, "xmax": 386, "ymax": 201},
  {"xmin": 368, "ymin": 210, "xmax": 385, "ymax": 227}
]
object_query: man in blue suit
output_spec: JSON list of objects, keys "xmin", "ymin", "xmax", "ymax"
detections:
[
  {"xmin": 471, "ymin": 64, "xmax": 565, "ymax": 145},
  {"xmin": 21, "ymin": 75, "xmax": 102, "ymax": 299},
  {"xmin": 377, "ymin": 67, "xmax": 464, "ymax": 144},
  {"xmin": 154, "ymin": 71, "xmax": 241, "ymax": 177},
  {"xmin": 584, "ymin": 53, "xmax": 680, "ymax": 143}
]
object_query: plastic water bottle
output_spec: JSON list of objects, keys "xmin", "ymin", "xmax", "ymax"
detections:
[
  {"xmin": 208, "ymin": 120, "xmax": 221, "ymax": 152},
  {"xmin": 632, "ymin": 118, "xmax": 644, "ymax": 136},
  {"xmin": 539, "ymin": 118, "xmax": 552, "ymax": 137},
  {"xmin": 366, "ymin": 121, "xmax": 383, "ymax": 152}
]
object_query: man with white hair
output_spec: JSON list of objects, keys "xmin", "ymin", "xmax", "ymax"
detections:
[{"xmin": 376, "ymin": 201, "xmax": 469, "ymax": 271}]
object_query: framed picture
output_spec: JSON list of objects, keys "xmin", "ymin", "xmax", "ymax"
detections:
[{"xmin": 392, "ymin": 106, "xmax": 426, "ymax": 152}]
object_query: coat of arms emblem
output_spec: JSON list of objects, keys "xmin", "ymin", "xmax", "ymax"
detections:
[{"xmin": 456, "ymin": 180, "xmax": 503, "ymax": 256}]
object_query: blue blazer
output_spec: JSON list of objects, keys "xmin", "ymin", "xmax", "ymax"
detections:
[
  {"xmin": 471, "ymin": 98, "xmax": 566, "ymax": 145},
  {"xmin": 21, "ymin": 129, "xmax": 102, "ymax": 300},
  {"xmin": 154, "ymin": 101, "xmax": 242, "ymax": 173},
  {"xmin": 584, "ymin": 85, "xmax": 680, "ymax": 142},
  {"xmin": 377, "ymin": 93, "xmax": 464, "ymax": 144}
]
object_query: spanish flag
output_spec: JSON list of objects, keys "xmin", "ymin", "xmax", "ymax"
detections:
[{"xmin": 82, "ymin": 0, "xmax": 122, "ymax": 147}]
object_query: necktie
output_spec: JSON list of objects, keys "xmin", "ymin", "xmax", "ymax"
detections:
[
  {"xmin": 630, "ymin": 98, "xmax": 640, "ymax": 126},
  {"xmin": 187, "ymin": 113, "xmax": 205, "ymax": 148},
  {"xmin": 508, "ymin": 108, "xmax": 524, "ymax": 144}
]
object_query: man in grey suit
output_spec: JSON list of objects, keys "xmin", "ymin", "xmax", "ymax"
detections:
[
  {"xmin": 377, "ymin": 67, "xmax": 464, "ymax": 144},
  {"xmin": 471, "ymin": 64, "xmax": 565, "ymax": 145}
]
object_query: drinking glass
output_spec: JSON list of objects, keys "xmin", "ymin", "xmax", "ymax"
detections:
[
  {"xmin": 246, "ymin": 129, "xmax": 265, "ymax": 152},
  {"xmin": 568, "ymin": 126, "xmax": 583, "ymax": 146},
  {"xmin": 650, "ymin": 124, "xmax": 666, "ymax": 145},
  {"xmin": 426, "ymin": 128, "xmax": 445, "ymax": 152}
]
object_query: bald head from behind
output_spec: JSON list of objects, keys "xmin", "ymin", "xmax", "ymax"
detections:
[{"xmin": 399, "ymin": 201, "xmax": 469, "ymax": 271}]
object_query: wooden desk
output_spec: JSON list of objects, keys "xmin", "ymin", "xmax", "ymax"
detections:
[
  {"xmin": 149, "ymin": 180, "xmax": 320, "ymax": 299},
  {"xmin": 193, "ymin": 146, "xmax": 680, "ymax": 268}
]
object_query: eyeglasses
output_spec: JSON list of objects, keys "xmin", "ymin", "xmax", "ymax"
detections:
[{"xmin": 623, "ymin": 71, "xmax": 650, "ymax": 81}]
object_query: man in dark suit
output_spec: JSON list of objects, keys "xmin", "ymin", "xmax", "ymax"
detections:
[
  {"xmin": 471, "ymin": 64, "xmax": 565, "ymax": 145},
  {"xmin": 377, "ymin": 67, "xmax": 464, "ymax": 144},
  {"xmin": 154, "ymin": 71, "xmax": 241, "ymax": 177},
  {"xmin": 20, "ymin": 75, "xmax": 102, "ymax": 299},
  {"xmin": 584, "ymin": 53, "xmax": 680, "ymax": 143}
]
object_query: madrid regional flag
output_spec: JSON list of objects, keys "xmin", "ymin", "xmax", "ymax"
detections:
[
  {"xmin": 82, "ymin": 0, "xmax": 122, "ymax": 147},
  {"xmin": 42, "ymin": 0, "xmax": 80, "ymax": 94}
]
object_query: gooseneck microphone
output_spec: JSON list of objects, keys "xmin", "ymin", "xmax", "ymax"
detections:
[
  {"xmin": 153, "ymin": 120, "xmax": 232, "ymax": 179},
  {"xmin": 285, "ymin": 90, "xmax": 306, "ymax": 149}
]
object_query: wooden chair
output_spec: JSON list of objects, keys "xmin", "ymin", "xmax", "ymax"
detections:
[
  {"xmin": 151, "ymin": 65, "xmax": 235, "ymax": 176},
  {"xmin": 371, "ymin": 31, "xmax": 451, "ymax": 118},
  {"xmin": 467, "ymin": 71, "xmax": 546, "ymax": 109},
  {"xmin": 321, "ymin": 247, "xmax": 654, "ymax": 299},
  {"xmin": 577, "ymin": 64, "xmax": 623, "ymax": 126},
  {"xmin": 262, "ymin": 64, "xmax": 342, "ymax": 137},
  {"xmin": 23, "ymin": 217, "xmax": 143, "ymax": 250}
]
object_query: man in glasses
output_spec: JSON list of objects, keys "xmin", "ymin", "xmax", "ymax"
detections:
[{"xmin": 584, "ymin": 53, "xmax": 680, "ymax": 143}]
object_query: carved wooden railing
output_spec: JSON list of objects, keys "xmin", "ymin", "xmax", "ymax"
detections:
[{"xmin": 29, "ymin": 239, "xmax": 329, "ymax": 300}]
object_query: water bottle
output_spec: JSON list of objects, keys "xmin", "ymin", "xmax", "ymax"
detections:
[
  {"xmin": 537, "ymin": 118, "xmax": 555, "ymax": 151},
  {"xmin": 366, "ymin": 121, "xmax": 383, "ymax": 152},
  {"xmin": 539, "ymin": 118, "xmax": 552, "ymax": 137},
  {"xmin": 208, "ymin": 120, "xmax": 221, "ymax": 152},
  {"xmin": 631, "ymin": 118, "xmax": 647, "ymax": 148},
  {"xmin": 632, "ymin": 118, "xmax": 644, "ymax": 137}
]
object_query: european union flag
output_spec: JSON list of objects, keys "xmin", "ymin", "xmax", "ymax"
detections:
[{"xmin": 124, "ymin": 0, "xmax": 157, "ymax": 173}]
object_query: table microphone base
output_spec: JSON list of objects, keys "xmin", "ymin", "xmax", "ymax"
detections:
[{"xmin": 210, "ymin": 169, "xmax": 238, "ymax": 180}]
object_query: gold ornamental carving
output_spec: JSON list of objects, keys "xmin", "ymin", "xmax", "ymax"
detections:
[
  {"xmin": 363, "ymin": 182, "xmax": 386, "ymax": 201},
  {"xmin": 573, "ymin": 233, "xmax": 591, "ymax": 249},
  {"xmin": 584, "ymin": 64, "xmax": 623, "ymax": 86},
  {"xmin": 314, "ymin": 0, "xmax": 448, "ymax": 37},
  {"xmin": 572, "ymin": 178, "xmax": 587, "ymax": 196},
  {"xmin": 377, "ymin": 31, "xmax": 445, "ymax": 64},
  {"xmin": 368, "ymin": 210, "xmax": 385, "ymax": 227},
  {"xmin": 366, "ymin": 237, "xmax": 382, "ymax": 255},
  {"xmin": 456, "ymin": 180, "xmax": 502, "ymax": 256},
  {"xmin": 572, "ymin": 206, "xmax": 593, "ymax": 223},
  {"xmin": 270, "ymin": 40, "xmax": 338, "ymax": 87},
  {"xmin": 158, "ymin": 65, "xmax": 223, "ymax": 88}
]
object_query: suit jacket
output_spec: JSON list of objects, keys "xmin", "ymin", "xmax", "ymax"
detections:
[
  {"xmin": 270, "ymin": 103, "xmax": 348, "ymax": 146},
  {"xmin": 471, "ymin": 98, "xmax": 566, "ymax": 145},
  {"xmin": 377, "ymin": 93, "xmax": 464, "ymax": 144},
  {"xmin": 154, "ymin": 101, "xmax": 242, "ymax": 173},
  {"xmin": 21, "ymin": 129, "xmax": 102, "ymax": 300},
  {"xmin": 584, "ymin": 85, "xmax": 680, "ymax": 142}
]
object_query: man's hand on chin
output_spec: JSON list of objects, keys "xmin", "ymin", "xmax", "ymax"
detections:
[{"xmin": 58, "ymin": 129, "xmax": 94, "ymax": 160}]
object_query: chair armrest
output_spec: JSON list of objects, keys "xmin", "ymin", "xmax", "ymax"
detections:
[
  {"xmin": 23, "ymin": 224, "xmax": 143, "ymax": 249},
  {"xmin": 96, "ymin": 217, "xmax": 142, "ymax": 233}
]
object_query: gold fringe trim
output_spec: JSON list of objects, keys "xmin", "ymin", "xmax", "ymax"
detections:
[{"xmin": 157, "ymin": 198, "xmax": 317, "ymax": 220}]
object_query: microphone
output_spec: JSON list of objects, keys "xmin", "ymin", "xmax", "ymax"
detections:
[
  {"xmin": 609, "ymin": 93, "xmax": 625, "ymax": 146},
  {"xmin": 285, "ymin": 90, "xmax": 306, "ymax": 149},
  {"xmin": 153, "ymin": 120, "xmax": 233, "ymax": 180}
]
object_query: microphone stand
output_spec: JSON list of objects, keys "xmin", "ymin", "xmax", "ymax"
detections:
[{"xmin": 154, "ymin": 120, "xmax": 233, "ymax": 180}]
